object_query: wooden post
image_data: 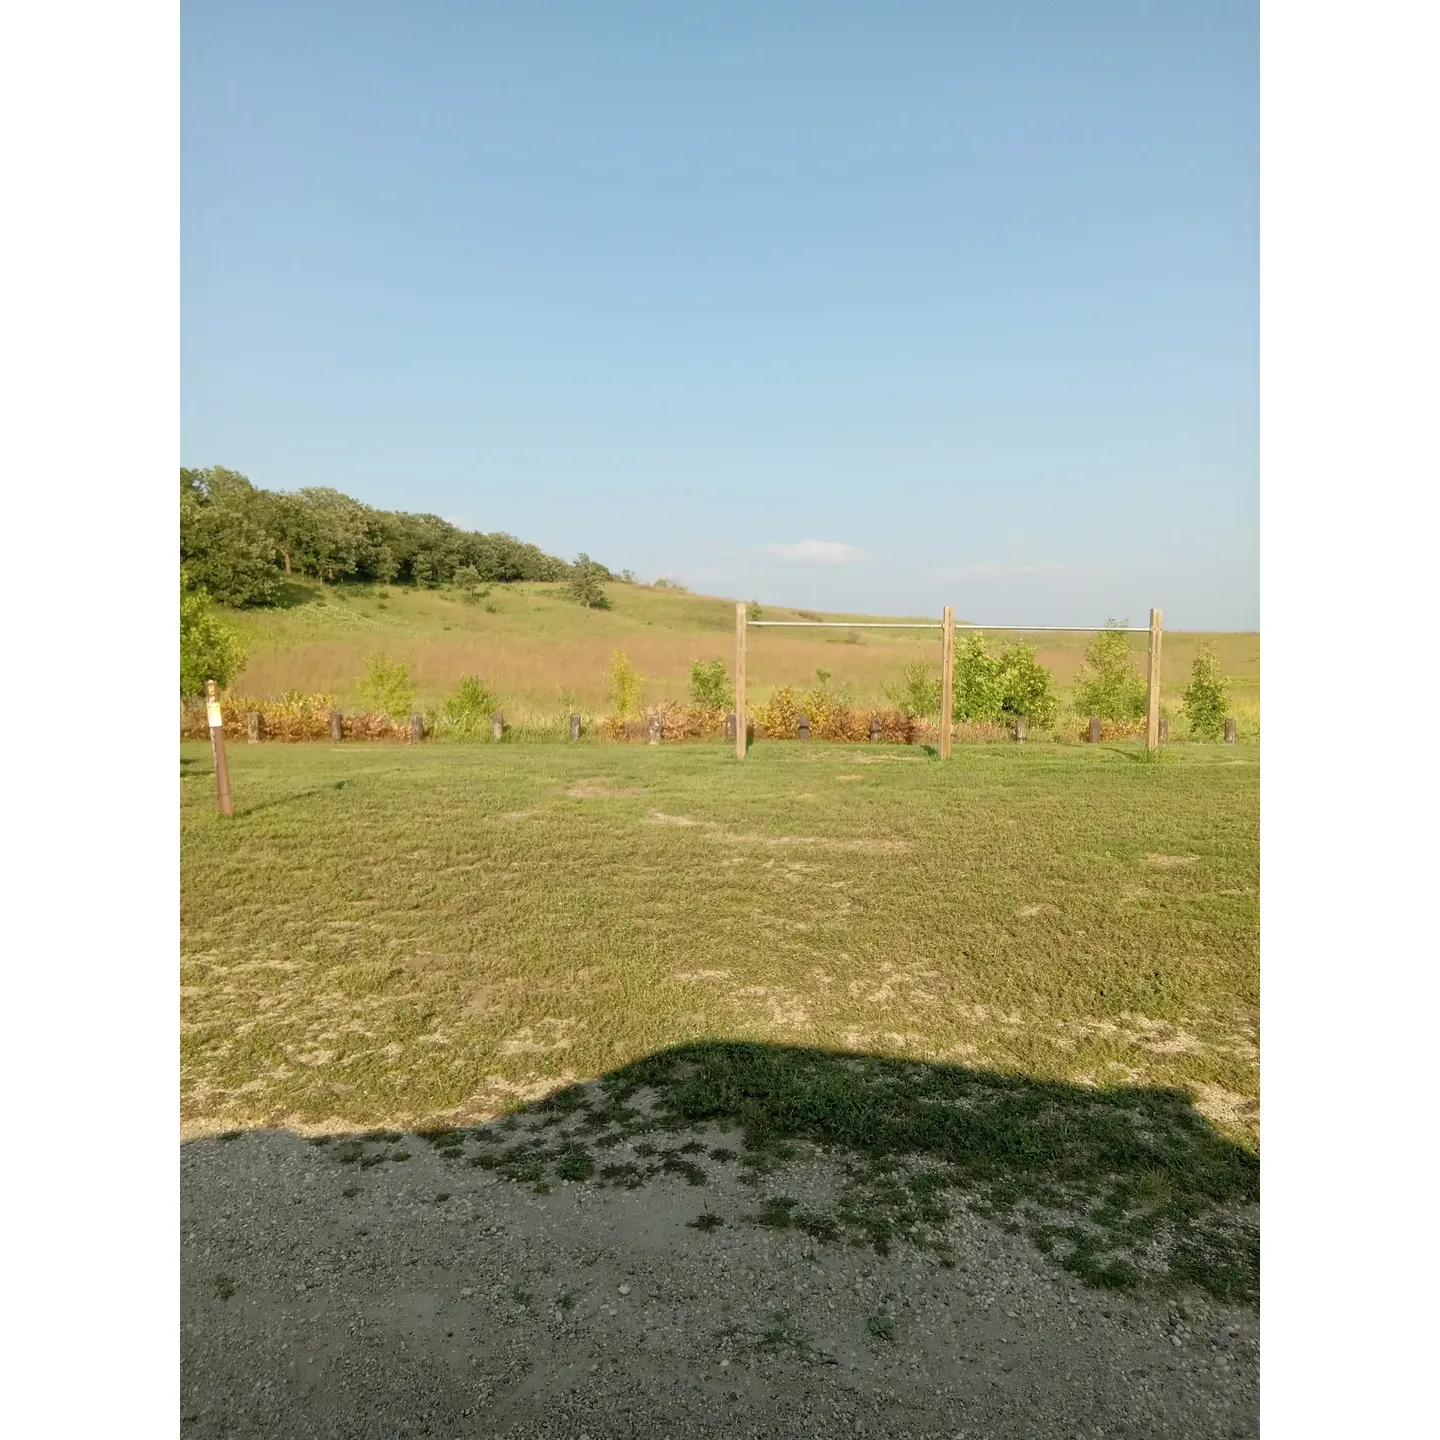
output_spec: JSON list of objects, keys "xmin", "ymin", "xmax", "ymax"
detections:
[
  {"xmin": 329, "ymin": 709, "xmax": 343, "ymax": 742},
  {"xmin": 246, "ymin": 711, "xmax": 261, "ymax": 744},
  {"xmin": 798, "ymin": 716, "xmax": 810, "ymax": 742},
  {"xmin": 1158, "ymin": 716, "xmax": 1169, "ymax": 743},
  {"xmin": 569, "ymin": 713, "xmax": 581, "ymax": 741},
  {"xmin": 1145, "ymin": 607, "xmax": 1163, "ymax": 753},
  {"xmin": 869, "ymin": 714, "xmax": 881, "ymax": 742},
  {"xmin": 205, "ymin": 680, "xmax": 233, "ymax": 817},
  {"xmin": 648, "ymin": 712, "xmax": 661, "ymax": 745},
  {"xmin": 492, "ymin": 712, "xmax": 504, "ymax": 741},
  {"xmin": 1089, "ymin": 716, "xmax": 1102, "ymax": 744},
  {"xmin": 1225, "ymin": 717, "xmax": 1237, "ymax": 745},
  {"xmin": 725, "ymin": 711, "xmax": 736, "ymax": 743},
  {"xmin": 939, "ymin": 606, "xmax": 955, "ymax": 760},
  {"xmin": 410, "ymin": 713, "xmax": 425, "ymax": 743},
  {"xmin": 1014, "ymin": 715, "xmax": 1028, "ymax": 743},
  {"xmin": 734, "ymin": 602, "xmax": 747, "ymax": 760}
]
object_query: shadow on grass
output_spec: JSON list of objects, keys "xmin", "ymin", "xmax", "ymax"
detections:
[
  {"xmin": 232, "ymin": 780, "xmax": 348, "ymax": 818},
  {"xmin": 256, "ymin": 1042, "xmax": 1258, "ymax": 1306},
  {"xmin": 268, "ymin": 580, "xmax": 324, "ymax": 609}
]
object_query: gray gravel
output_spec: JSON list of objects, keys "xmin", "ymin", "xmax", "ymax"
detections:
[{"xmin": 181, "ymin": 1126, "xmax": 1257, "ymax": 1438}]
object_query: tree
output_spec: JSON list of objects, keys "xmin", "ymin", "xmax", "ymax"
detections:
[
  {"xmin": 689, "ymin": 659, "xmax": 733, "ymax": 709},
  {"xmin": 1182, "ymin": 642, "xmax": 1230, "ymax": 740},
  {"xmin": 180, "ymin": 473, "xmax": 279, "ymax": 607},
  {"xmin": 180, "ymin": 571, "xmax": 246, "ymax": 696},
  {"xmin": 1074, "ymin": 622, "xmax": 1147, "ymax": 722},
  {"xmin": 356, "ymin": 653, "xmax": 416, "ymax": 718},
  {"xmin": 608, "ymin": 650, "xmax": 643, "ymax": 716},
  {"xmin": 567, "ymin": 553, "xmax": 612, "ymax": 609},
  {"xmin": 949, "ymin": 633, "xmax": 1058, "ymax": 726},
  {"xmin": 453, "ymin": 563, "xmax": 485, "ymax": 601}
]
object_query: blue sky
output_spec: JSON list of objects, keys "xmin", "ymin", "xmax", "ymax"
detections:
[{"xmin": 182, "ymin": 2, "xmax": 1257, "ymax": 628}]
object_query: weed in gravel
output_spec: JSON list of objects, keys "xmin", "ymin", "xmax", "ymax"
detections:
[
  {"xmin": 688, "ymin": 1212, "xmax": 725, "ymax": 1232},
  {"xmin": 341, "ymin": 1185, "xmax": 360, "ymax": 1198},
  {"xmin": 213, "ymin": 1273, "xmax": 236, "ymax": 1301},
  {"xmin": 866, "ymin": 1314, "xmax": 895, "ymax": 1342}
]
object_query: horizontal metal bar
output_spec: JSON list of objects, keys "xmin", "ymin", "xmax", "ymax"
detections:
[
  {"xmin": 747, "ymin": 621, "xmax": 1150, "ymax": 632},
  {"xmin": 747, "ymin": 621, "xmax": 941, "ymax": 629}
]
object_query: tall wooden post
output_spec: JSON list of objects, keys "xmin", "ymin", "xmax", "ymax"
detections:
[
  {"xmin": 1145, "ymin": 607, "xmax": 1164, "ymax": 752},
  {"xmin": 205, "ymin": 679, "xmax": 233, "ymax": 817},
  {"xmin": 939, "ymin": 606, "xmax": 955, "ymax": 759},
  {"xmin": 735, "ymin": 602, "xmax": 748, "ymax": 760}
]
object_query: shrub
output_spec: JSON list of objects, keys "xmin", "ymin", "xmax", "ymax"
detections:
[
  {"xmin": 950, "ymin": 633, "xmax": 1058, "ymax": 727},
  {"xmin": 1074, "ymin": 622, "xmax": 1147, "ymax": 722},
  {"xmin": 883, "ymin": 660, "xmax": 941, "ymax": 718},
  {"xmin": 1182, "ymin": 642, "xmax": 1230, "ymax": 740},
  {"xmin": 356, "ymin": 652, "xmax": 416, "ymax": 718},
  {"xmin": 439, "ymin": 676, "xmax": 498, "ymax": 737},
  {"xmin": 180, "ymin": 572, "xmax": 247, "ymax": 696},
  {"xmin": 608, "ymin": 649, "xmax": 644, "ymax": 717},
  {"xmin": 567, "ymin": 553, "xmax": 612, "ymax": 609},
  {"xmin": 750, "ymin": 599, "xmax": 763, "ymax": 619},
  {"xmin": 453, "ymin": 564, "xmax": 487, "ymax": 602},
  {"xmin": 689, "ymin": 659, "xmax": 733, "ymax": 710}
]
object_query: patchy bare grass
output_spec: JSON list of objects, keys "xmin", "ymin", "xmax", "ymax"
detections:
[{"xmin": 182, "ymin": 735, "xmax": 1259, "ymax": 1291}]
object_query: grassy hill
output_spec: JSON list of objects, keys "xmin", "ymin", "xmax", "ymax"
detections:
[{"xmin": 221, "ymin": 578, "xmax": 1260, "ymax": 730}]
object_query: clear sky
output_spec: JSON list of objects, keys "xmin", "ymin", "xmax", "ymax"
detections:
[{"xmin": 182, "ymin": 2, "xmax": 1257, "ymax": 629}]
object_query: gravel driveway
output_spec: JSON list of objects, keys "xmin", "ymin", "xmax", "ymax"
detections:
[{"xmin": 181, "ymin": 1123, "xmax": 1256, "ymax": 1439}]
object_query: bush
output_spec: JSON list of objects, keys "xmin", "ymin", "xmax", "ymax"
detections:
[
  {"xmin": 689, "ymin": 658, "xmax": 733, "ymax": 709},
  {"xmin": 453, "ymin": 564, "xmax": 487, "ymax": 602},
  {"xmin": 567, "ymin": 553, "xmax": 612, "ymax": 609},
  {"xmin": 180, "ymin": 573, "xmax": 247, "ymax": 696},
  {"xmin": 356, "ymin": 652, "xmax": 416, "ymax": 718},
  {"xmin": 608, "ymin": 649, "xmax": 643, "ymax": 717},
  {"xmin": 883, "ymin": 660, "xmax": 941, "ymax": 718},
  {"xmin": 439, "ymin": 676, "xmax": 498, "ymax": 737},
  {"xmin": 1182, "ymin": 642, "xmax": 1230, "ymax": 740},
  {"xmin": 950, "ymin": 633, "xmax": 1058, "ymax": 727},
  {"xmin": 1074, "ymin": 622, "xmax": 1147, "ymax": 722}
]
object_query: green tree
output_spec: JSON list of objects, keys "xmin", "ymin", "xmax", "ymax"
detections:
[
  {"xmin": 567, "ymin": 553, "xmax": 612, "ymax": 609},
  {"xmin": 1182, "ymin": 642, "xmax": 1230, "ymax": 740},
  {"xmin": 948, "ymin": 633, "xmax": 1057, "ymax": 726},
  {"xmin": 439, "ymin": 676, "xmax": 499, "ymax": 736},
  {"xmin": 993, "ymin": 642, "xmax": 1058, "ymax": 727},
  {"xmin": 452, "ymin": 563, "xmax": 486, "ymax": 601},
  {"xmin": 180, "ymin": 571, "xmax": 246, "ymax": 696},
  {"xmin": 356, "ymin": 653, "xmax": 416, "ymax": 718},
  {"xmin": 180, "ymin": 468, "xmax": 279, "ymax": 606},
  {"xmin": 689, "ymin": 659, "xmax": 733, "ymax": 709},
  {"xmin": 952, "ymin": 634, "xmax": 1004, "ymax": 721},
  {"xmin": 1074, "ymin": 622, "xmax": 1147, "ymax": 722},
  {"xmin": 608, "ymin": 650, "xmax": 643, "ymax": 716}
]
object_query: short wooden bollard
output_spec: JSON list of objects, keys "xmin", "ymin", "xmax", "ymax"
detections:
[
  {"xmin": 725, "ymin": 711, "xmax": 737, "ymax": 742},
  {"xmin": 1158, "ymin": 717, "xmax": 1169, "ymax": 743},
  {"xmin": 1224, "ymin": 717, "xmax": 1237, "ymax": 745},
  {"xmin": 410, "ymin": 713, "xmax": 425, "ymax": 743},
  {"xmin": 246, "ymin": 711, "xmax": 262, "ymax": 744},
  {"xmin": 492, "ymin": 712, "xmax": 504, "ymax": 740},
  {"xmin": 868, "ymin": 715, "xmax": 881, "ymax": 742},
  {"xmin": 1013, "ymin": 715, "xmax": 1028, "ymax": 743},
  {"xmin": 648, "ymin": 713, "xmax": 661, "ymax": 745},
  {"xmin": 205, "ymin": 679, "xmax": 233, "ymax": 817},
  {"xmin": 329, "ymin": 709, "xmax": 343, "ymax": 742},
  {"xmin": 569, "ymin": 713, "xmax": 581, "ymax": 741},
  {"xmin": 798, "ymin": 716, "xmax": 810, "ymax": 741},
  {"xmin": 1088, "ymin": 716, "xmax": 1102, "ymax": 744}
]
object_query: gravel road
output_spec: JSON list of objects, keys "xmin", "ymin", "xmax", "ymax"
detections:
[{"xmin": 181, "ymin": 1125, "xmax": 1257, "ymax": 1439}]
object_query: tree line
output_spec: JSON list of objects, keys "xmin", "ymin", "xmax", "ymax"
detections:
[{"xmin": 181, "ymin": 466, "xmax": 610, "ymax": 606}]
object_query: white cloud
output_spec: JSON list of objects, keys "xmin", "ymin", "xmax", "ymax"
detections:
[{"xmin": 767, "ymin": 539, "xmax": 868, "ymax": 564}]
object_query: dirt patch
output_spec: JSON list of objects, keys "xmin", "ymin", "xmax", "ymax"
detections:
[
  {"xmin": 645, "ymin": 811, "xmax": 909, "ymax": 856},
  {"xmin": 1143, "ymin": 853, "xmax": 1199, "ymax": 869}
]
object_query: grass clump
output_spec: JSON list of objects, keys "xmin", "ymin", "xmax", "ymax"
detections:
[{"xmin": 438, "ymin": 676, "xmax": 499, "ymax": 738}]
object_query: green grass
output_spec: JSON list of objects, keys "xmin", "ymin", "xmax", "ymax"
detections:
[{"xmin": 181, "ymin": 737, "xmax": 1259, "ymax": 1300}]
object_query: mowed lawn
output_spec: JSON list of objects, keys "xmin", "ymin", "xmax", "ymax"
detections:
[{"xmin": 181, "ymin": 738, "xmax": 1259, "ymax": 1151}]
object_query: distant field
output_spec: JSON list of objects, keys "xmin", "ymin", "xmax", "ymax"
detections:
[{"xmin": 221, "ymin": 580, "xmax": 1261, "ymax": 731}]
